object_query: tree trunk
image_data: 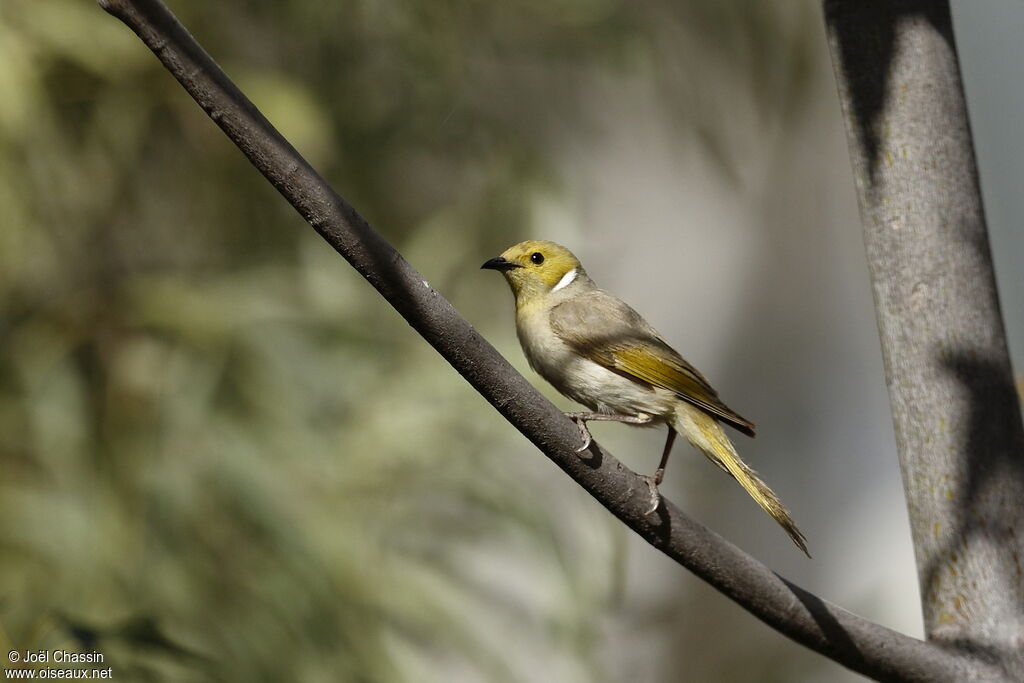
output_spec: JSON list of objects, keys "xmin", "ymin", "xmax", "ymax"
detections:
[{"xmin": 823, "ymin": 2, "xmax": 1024, "ymax": 676}]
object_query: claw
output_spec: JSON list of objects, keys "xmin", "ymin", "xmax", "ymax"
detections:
[
  {"xmin": 641, "ymin": 474, "xmax": 661, "ymax": 515},
  {"xmin": 571, "ymin": 417, "xmax": 592, "ymax": 453}
]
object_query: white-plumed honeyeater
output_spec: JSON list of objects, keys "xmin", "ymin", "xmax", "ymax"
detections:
[{"xmin": 482, "ymin": 240, "xmax": 808, "ymax": 556}]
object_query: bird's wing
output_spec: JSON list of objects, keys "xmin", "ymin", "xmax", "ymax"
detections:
[{"xmin": 549, "ymin": 290, "xmax": 755, "ymax": 437}]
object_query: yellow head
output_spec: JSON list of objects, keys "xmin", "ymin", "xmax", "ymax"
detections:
[{"xmin": 481, "ymin": 240, "xmax": 584, "ymax": 303}]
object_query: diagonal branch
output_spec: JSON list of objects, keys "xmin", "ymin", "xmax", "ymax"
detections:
[{"xmin": 97, "ymin": 1, "xmax": 1007, "ymax": 680}]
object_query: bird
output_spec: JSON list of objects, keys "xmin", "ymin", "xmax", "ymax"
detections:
[{"xmin": 482, "ymin": 239, "xmax": 809, "ymax": 556}]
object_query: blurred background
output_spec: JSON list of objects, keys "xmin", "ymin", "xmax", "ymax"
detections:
[{"xmin": 1, "ymin": 1, "xmax": 1021, "ymax": 681}]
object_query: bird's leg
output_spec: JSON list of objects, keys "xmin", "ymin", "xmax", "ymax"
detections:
[
  {"xmin": 563, "ymin": 412, "xmax": 653, "ymax": 453},
  {"xmin": 642, "ymin": 427, "xmax": 677, "ymax": 514},
  {"xmin": 653, "ymin": 426, "xmax": 676, "ymax": 486}
]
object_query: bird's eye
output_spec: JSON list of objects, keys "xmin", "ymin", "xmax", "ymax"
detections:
[{"xmin": 530, "ymin": 252, "xmax": 544, "ymax": 264}]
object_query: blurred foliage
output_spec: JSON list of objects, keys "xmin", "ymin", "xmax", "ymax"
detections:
[{"xmin": 0, "ymin": 0, "xmax": 818, "ymax": 681}]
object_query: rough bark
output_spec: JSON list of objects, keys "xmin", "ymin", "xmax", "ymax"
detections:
[
  {"xmin": 98, "ymin": 0, "xmax": 1014, "ymax": 679},
  {"xmin": 824, "ymin": 2, "xmax": 1024, "ymax": 678}
]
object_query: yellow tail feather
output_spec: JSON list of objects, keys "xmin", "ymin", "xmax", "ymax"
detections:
[{"xmin": 674, "ymin": 404, "xmax": 810, "ymax": 557}]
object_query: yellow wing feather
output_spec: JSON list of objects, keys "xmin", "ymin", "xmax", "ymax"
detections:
[{"xmin": 550, "ymin": 291, "xmax": 755, "ymax": 436}]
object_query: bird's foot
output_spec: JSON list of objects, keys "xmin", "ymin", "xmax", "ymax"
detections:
[
  {"xmin": 565, "ymin": 413, "xmax": 593, "ymax": 453},
  {"xmin": 641, "ymin": 475, "xmax": 661, "ymax": 514},
  {"xmin": 641, "ymin": 468, "xmax": 665, "ymax": 514},
  {"xmin": 564, "ymin": 412, "xmax": 653, "ymax": 454}
]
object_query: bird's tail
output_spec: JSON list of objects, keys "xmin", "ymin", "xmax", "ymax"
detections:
[{"xmin": 673, "ymin": 404, "xmax": 810, "ymax": 557}]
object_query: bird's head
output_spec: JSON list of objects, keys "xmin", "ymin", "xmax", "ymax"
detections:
[{"xmin": 481, "ymin": 240, "xmax": 585, "ymax": 303}]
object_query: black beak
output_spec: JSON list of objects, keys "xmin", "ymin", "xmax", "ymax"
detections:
[{"xmin": 481, "ymin": 257, "xmax": 521, "ymax": 272}]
